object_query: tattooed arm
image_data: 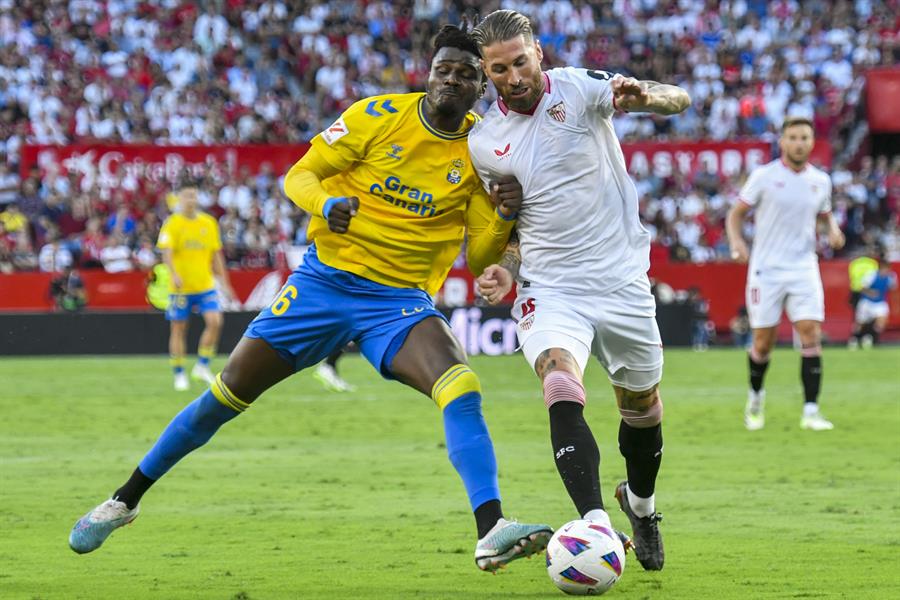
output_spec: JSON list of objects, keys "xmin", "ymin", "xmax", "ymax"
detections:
[
  {"xmin": 498, "ymin": 228, "xmax": 521, "ymax": 279},
  {"xmin": 475, "ymin": 229, "xmax": 519, "ymax": 305},
  {"xmin": 612, "ymin": 77, "xmax": 691, "ymax": 115}
]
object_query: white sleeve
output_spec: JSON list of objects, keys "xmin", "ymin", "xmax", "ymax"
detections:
[
  {"xmin": 861, "ymin": 271, "xmax": 877, "ymax": 288},
  {"xmin": 467, "ymin": 134, "xmax": 492, "ymax": 193},
  {"xmin": 738, "ymin": 167, "xmax": 765, "ymax": 207},
  {"xmin": 819, "ymin": 174, "xmax": 833, "ymax": 213},
  {"xmin": 570, "ymin": 67, "xmax": 622, "ymax": 120}
]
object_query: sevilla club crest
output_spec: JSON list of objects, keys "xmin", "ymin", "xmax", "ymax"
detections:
[{"xmin": 547, "ymin": 101, "xmax": 566, "ymax": 122}]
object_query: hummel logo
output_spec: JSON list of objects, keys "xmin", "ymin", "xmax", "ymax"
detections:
[
  {"xmin": 386, "ymin": 144, "xmax": 403, "ymax": 160},
  {"xmin": 494, "ymin": 143, "xmax": 511, "ymax": 157}
]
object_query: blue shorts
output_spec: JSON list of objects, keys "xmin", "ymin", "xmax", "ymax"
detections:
[
  {"xmin": 166, "ymin": 289, "xmax": 220, "ymax": 321},
  {"xmin": 245, "ymin": 246, "xmax": 446, "ymax": 377}
]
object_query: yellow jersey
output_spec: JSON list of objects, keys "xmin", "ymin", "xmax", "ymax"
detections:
[
  {"xmin": 157, "ymin": 212, "xmax": 222, "ymax": 294},
  {"xmin": 849, "ymin": 256, "xmax": 878, "ymax": 292},
  {"xmin": 284, "ymin": 92, "xmax": 514, "ymax": 295}
]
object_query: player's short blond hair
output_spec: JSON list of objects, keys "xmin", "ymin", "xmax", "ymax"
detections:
[{"xmin": 781, "ymin": 116, "xmax": 814, "ymax": 133}]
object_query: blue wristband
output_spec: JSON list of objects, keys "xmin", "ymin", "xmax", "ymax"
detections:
[
  {"xmin": 322, "ymin": 197, "xmax": 342, "ymax": 219},
  {"xmin": 497, "ymin": 207, "xmax": 518, "ymax": 221}
]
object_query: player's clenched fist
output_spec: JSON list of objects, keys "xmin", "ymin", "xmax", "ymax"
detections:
[
  {"xmin": 324, "ymin": 196, "xmax": 360, "ymax": 234},
  {"xmin": 729, "ymin": 239, "xmax": 750, "ymax": 264},
  {"xmin": 611, "ymin": 76, "xmax": 649, "ymax": 111},
  {"xmin": 490, "ymin": 175, "xmax": 523, "ymax": 219},
  {"xmin": 476, "ymin": 264, "xmax": 514, "ymax": 305}
]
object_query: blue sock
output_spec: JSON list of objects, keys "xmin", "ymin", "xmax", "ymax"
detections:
[
  {"xmin": 442, "ymin": 392, "xmax": 501, "ymax": 510},
  {"xmin": 139, "ymin": 389, "xmax": 240, "ymax": 480}
]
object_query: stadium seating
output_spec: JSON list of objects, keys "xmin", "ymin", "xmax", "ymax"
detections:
[{"xmin": 0, "ymin": 0, "xmax": 897, "ymax": 273}]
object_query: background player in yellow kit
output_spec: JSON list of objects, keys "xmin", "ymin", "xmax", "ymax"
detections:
[
  {"xmin": 70, "ymin": 25, "xmax": 552, "ymax": 573},
  {"xmin": 157, "ymin": 187, "xmax": 235, "ymax": 391}
]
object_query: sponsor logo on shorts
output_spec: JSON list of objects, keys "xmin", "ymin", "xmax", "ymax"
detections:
[{"xmin": 521, "ymin": 298, "xmax": 536, "ymax": 316}]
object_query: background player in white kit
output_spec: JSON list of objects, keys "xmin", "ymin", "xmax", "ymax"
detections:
[
  {"xmin": 469, "ymin": 10, "xmax": 690, "ymax": 571},
  {"xmin": 726, "ymin": 116, "xmax": 845, "ymax": 432}
]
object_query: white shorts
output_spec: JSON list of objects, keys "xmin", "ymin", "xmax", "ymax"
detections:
[
  {"xmin": 855, "ymin": 299, "xmax": 889, "ymax": 322},
  {"xmin": 513, "ymin": 275, "xmax": 663, "ymax": 392},
  {"xmin": 746, "ymin": 267, "xmax": 824, "ymax": 329}
]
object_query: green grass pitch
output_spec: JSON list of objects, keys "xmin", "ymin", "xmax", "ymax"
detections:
[{"xmin": 2, "ymin": 348, "xmax": 898, "ymax": 599}]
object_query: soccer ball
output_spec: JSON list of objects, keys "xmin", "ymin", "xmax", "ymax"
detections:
[{"xmin": 546, "ymin": 519, "xmax": 626, "ymax": 595}]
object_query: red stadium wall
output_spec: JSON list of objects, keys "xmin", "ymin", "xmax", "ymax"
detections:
[
  {"xmin": 866, "ymin": 68, "xmax": 900, "ymax": 133},
  {"xmin": 3, "ymin": 262, "xmax": 895, "ymax": 343},
  {"xmin": 0, "ymin": 269, "xmax": 275, "ymax": 311},
  {"xmin": 647, "ymin": 261, "xmax": 900, "ymax": 341},
  {"xmin": 445, "ymin": 261, "xmax": 898, "ymax": 342},
  {"xmin": 20, "ymin": 144, "xmax": 311, "ymax": 187},
  {"xmin": 21, "ymin": 140, "xmax": 832, "ymax": 187}
]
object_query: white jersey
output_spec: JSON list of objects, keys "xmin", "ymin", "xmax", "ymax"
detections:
[
  {"xmin": 468, "ymin": 67, "xmax": 650, "ymax": 296},
  {"xmin": 739, "ymin": 159, "xmax": 832, "ymax": 272}
]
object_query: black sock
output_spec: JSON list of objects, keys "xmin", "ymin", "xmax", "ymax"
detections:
[
  {"xmin": 325, "ymin": 350, "xmax": 342, "ymax": 369},
  {"xmin": 872, "ymin": 329, "xmax": 881, "ymax": 344},
  {"xmin": 474, "ymin": 499, "xmax": 503, "ymax": 539},
  {"xmin": 860, "ymin": 322, "xmax": 875, "ymax": 338},
  {"xmin": 113, "ymin": 467, "xmax": 156, "ymax": 509},
  {"xmin": 801, "ymin": 355, "xmax": 822, "ymax": 404},
  {"xmin": 748, "ymin": 354, "xmax": 770, "ymax": 392},
  {"xmin": 549, "ymin": 401, "xmax": 603, "ymax": 516},
  {"xmin": 618, "ymin": 422, "xmax": 663, "ymax": 499}
]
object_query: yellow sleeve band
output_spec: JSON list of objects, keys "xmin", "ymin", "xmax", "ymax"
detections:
[
  {"xmin": 211, "ymin": 373, "xmax": 250, "ymax": 413},
  {"xmin": 431, "ymin": 364, "xmax": 482, "ymax": 411}
]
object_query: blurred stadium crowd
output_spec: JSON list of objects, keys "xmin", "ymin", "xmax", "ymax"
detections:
[{"xmin": 0, "ymin": 0, "xmax": 898, "ymax": 273}]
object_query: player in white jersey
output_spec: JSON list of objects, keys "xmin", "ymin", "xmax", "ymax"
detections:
[
  {"xmin": 726, "ymin": 117, "xmax": 845, "ymax": 432},
  {"xmin": 469, "ymin": 9, "xmax": 691, "ymax": 572}
]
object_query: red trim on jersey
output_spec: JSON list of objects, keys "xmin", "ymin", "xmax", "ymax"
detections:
[
  {"xmin": 497, "ymin": 73, "xmax": 551, "ymax": 117},
  {"xmin": 780, "ymin": 158, "xmax": 809, "ymax": 173},
  {"xmin": 738, "ymin": 198, "xmax": 754, "ymax": 207}
]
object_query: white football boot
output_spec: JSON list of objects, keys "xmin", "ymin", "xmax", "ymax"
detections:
[
  {"xmin": 744, "ymin": 389, "xmax": 765, "ymax": 431},
  {"xmin": 174, "ymin": 372, "xmax": 190, "ymax": 391}
]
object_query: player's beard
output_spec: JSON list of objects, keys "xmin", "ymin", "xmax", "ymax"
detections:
[
  {"xmin": 785, "ymin": 148, "xmax": 811, "ymax": 168},
  {"xmin": 504, "ymin": 71, "xmax": 544, "ymax": 112}
]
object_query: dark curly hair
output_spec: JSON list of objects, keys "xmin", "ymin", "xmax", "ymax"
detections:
[{"xmin": 432, "ymin": 23, "xmax": 481, "ymax": 59}]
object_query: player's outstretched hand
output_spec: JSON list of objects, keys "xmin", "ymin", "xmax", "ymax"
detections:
[
  {"xmin": 327, "ymin": 196, "xmax": 359, "ymax": 234},
  {"xmin": 490, "ymin": 176, "xmax": 522, "ymax": 219},
  {"xmin": 729, "ymin": 240, "xmax": 750, "ymax": 264},
  {"xmin": 476, "ymin": 264, "xmax": 514, "ymax": 305},
  {"xmin": 611, "ymin": 76, "xmax": 649, "ymax": 111}
]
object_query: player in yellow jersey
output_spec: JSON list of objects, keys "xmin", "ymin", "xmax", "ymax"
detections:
[
  {"xmin": 157, "ymin": 187, "xmax": 235, "ymax": 391},
  {"xmin": 70, "ymin": 25, "xmax": 553, "ymax": 574}
]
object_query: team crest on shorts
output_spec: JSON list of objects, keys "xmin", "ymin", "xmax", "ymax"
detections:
[
  {"xmin": 520, "ymin": 314, "xmax": 535, "ymax": 331},
  {"xmin": 547, "ymin": 101, "xmax": 566, "ymax": 122},
  {"xmin": 447, "ymin": 158, "xmax": 465, "ymax": 184}
]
